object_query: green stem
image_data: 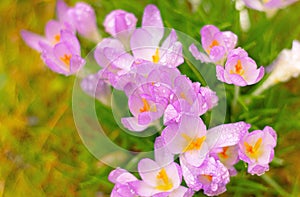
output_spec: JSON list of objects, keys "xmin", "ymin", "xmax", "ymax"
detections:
[
  {"xmin": 261, "ymin": 174, "xmax": 290, "ymax": 197},
  {"xmin": 232, "ymin": 86, "xmax": 240, "ymax": 113},
  {"xmin": 185, "ymin": 58, "xmax": 207, "ymax": 86}
]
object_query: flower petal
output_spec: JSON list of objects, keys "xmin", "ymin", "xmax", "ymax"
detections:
[{"xmin": 21, "ymin": 30, "xmax": 46, "ymax": 52}]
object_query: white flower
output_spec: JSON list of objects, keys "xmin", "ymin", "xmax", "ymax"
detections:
[{"xmin": 253, "ymin": 40, "xmax": 300, "ymax": 95}]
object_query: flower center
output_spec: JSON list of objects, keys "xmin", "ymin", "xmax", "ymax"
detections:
[
  {"xmin": 182, "ymin": 133, "xmax": 206, "ymax": 152},
  {"xmin": 156, "ymin": 168, "xmax": 173, "ymax": 191},
  {"xmin": 53, "ymin": 34, "xmax": 61, "ymax": 45},
  {"xmin": 198, "ymin": 174, "xmax": 213, "ymax": 184},
  {"xmin": 206, "ymin": 39, "xmax": 219, "ymax": 54},
  {"xmin": 230, "ymin": 60, "xmax": 245, "ymax": 75},
  {"xmin": 139, "ymin": 98, "xmax": 150, "ymax": 113},
  {"xmin": 262, "ymin": 0, "xmax": 270, "ymax": 4},
  {"xmin": 218, "ymin": 146, "xmax": 229, "ymax": 159},
  {"xmin": 60, "ymin": 54, "xmax": 72, "ymax": 70},
  {"xmin": 152, "ymin": 48, "xmax": 160, "ymax": 63},
  {"xmin": 244, "ymin": 138, "xmax": 263, "ymax": 159},
  {"xmin": 139, "ymin": 98, "xmax": 156, "ymax": 113}
]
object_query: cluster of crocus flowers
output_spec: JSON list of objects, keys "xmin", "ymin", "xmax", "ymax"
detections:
[
  {"xmin": 21, "ymin": 0, "xmax": 101, "ymax": 76},
  {"xmin": 86, "ymin": 4, "xmax": 278, "ymax": 197},
  {"xmin": 190, "ymin": 25, "xmax": 265, "ymax": 87},
  {"xmin": 21, "ymin": 1, "xmax": 279, "ymax": 196}
]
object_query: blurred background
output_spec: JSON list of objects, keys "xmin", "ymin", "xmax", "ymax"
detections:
[{"xmin": 1, "ymin": 0, "xmax": 300, "ymax": 196}]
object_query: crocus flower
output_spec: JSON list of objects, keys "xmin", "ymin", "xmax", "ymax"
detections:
[
  {"xmin": 104, "ymin": 10, "xmax": 137, "ymax": 46},
  {"xmin": 108, "ymin": 168, "xmax": 138, "ymax": 197},
  {"xmin": 93, "ymin": 38, "xmax": 134, "ymax": 88},
  {"xmin": 121, "ymin": 81, "xmax": 169, "ymax": 132},
  {"xmin": 163, "ymin": 78, "xmax": 218, "ymax": 125},
  {"xmin": 242, "ymin": 0, "xmax": 298, "ymax": 16},
  {"xmin": 80, "ymin": 70, "xmax": 111, "ymax": 106},
  {"xmin": 162, "ymin": 114, "xmax": 209, "ymax": 167},
  {"xmin": 57, "ymin": 0, "xmax": 101, "ymax": 42},
  {"xmin": 189, "ymin": 25, "xmax": 238, "ymax": 64},
  {"xmin": 193, "ymin": 83, "xmax": 219, "ymax": 112},
  {"xmin": 238, "ymin": 126, "xmax": 277, "ymax": 176},
  {"xmin": 253, "ymin": 40, "xmax": 300, "ymax": 95},
  {"xmin": 216, "ymin": 47, "xmax": 264, "ymax": 86},
  {"xmin": 206, "ymin": 121, "xmax": 250, "ymax": 175},
  {"xmin": 38, "ymin": 30, "xmax": 85, "ymax": 76},
  {"xmin": 181, "ymin": 156, "xmax": 230, "ymax": 196},
  {"xmin": 129, "ymin": 158, "xmax": 182, "ymax": 196},
  {"xmin": 21, "ymin": 20, "xmax": 73, "ymax": 52},
  {"xmin": 130, "ymin": 5, "xmax": 183, "ymax": 68},
  {"xmin": 210, "ymin": 145, "xmax": 239, "ymax": 176}
]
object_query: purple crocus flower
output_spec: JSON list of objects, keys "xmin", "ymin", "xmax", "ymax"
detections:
[
  {"xmin": 21, "ymin": 20, "xmax": 73, "ymax": 52},
  {"xmin": 129, "ymin": 158, "xmax": 182, "ymax": 196},
  {"xmin": 181, "ymin": 156, "xmax": 230, "ymax": 196},
  {"xmin": 163, "ymin": 76, "xmax": 200, "ymax": 125},
  {"xmin": 193, "ymin": 82, "xmax": 219, "ymax": 112},
  {"xmin": 108, "ymin": 168, "xmax": 138, "ymax": 197},
  {"xmin": 206, "ymin": 121, "xmax": 250, "ymax": 175},
  {"xmin": 162, "ymin": 114, "xmax": 209, "ymax": 167},
  {"xmin": 38, "ymin": 30, "xmax": 85, "ymax": 76},
  {"xmin": 80, "ymin": 70, "xmax": 111, "ymax": 106},
  {"xmin": 189, "ymin": 25, "xmax": 238, "ymax": 64},
  {"xmin": 93, "ymin": 38, "xmax": 134, "ymax": 88},
  {"xmin": 242, "ymin": 0, "xmax": 298, "ymax": 13},
  {"xmin": 216, "ymin": 47, "xmax": 264, "ymax": 86},
  {"xmin": 121, "ymin": 81, "xmax": 169, "ymax": 132},
  {"xmin": 238, "ymin": 126, "xmax": 277, "ymax": 176},
  {"xmin": 57, "ymin": 0, "xmax": 101, "ymax": 42},
  {"xmin": 163, "ymin": 77, "xmax": 218, "ymax": 125},
  {"xmin": 130, "ymin": 5, "xmax": 183, "ymax": 68},
  {"xmin": 210, "ymin": 145, "xmax": 239, "ymax": 176},
  {"xmin": 104, "ymin": 10, "xmax": 137, "ymax": 46}
]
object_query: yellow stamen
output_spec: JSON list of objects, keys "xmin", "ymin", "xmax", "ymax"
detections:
[
  {"xmin": 218, "ymin": 146, "xmax": 229, "ymax": 159},
  {"xmin": 204, "ymin": 175, "xmax": 212, "ymax": 182},
  {"xmin": 206, "ymin": 39, "xmax": 219, "ymax": 54},
  {"xmin": 156, "ymin": 168, "xmax": 173, "ymax": 191},
  {"xmin": 244, "ymin": 137, "xmax": 263, "ymax": 159},
  {"xmin": 152, "ymin": 48, "xmax": 160, "ymax": 63},
  {"xmin": 180, "ymin": 92, "xmax": 186, "ymax": 100},
  {"xmin": 198, "ymin": 174, "xmax": 213, "ymax": 184},
  {"xmin": 182, "ymin": 133, "xmax": 206, "ymax": 152},
  {"xmin": 53, "ymin": 34, "xmax": 61, "ymax": 44},
  {"xmin": 262, "ymin": 0, "xmax": 270, "ymax": 4},
  {"xmin": 139, "ymin": 98, "xmax": 151, "ymax": 113},
  {"xmin": 60, "ymin": 54, "xmax": 72, "ymax": 70},
  {"xmin": 230, "ymin": 60, "xmax": 245, "ymax": 75}
]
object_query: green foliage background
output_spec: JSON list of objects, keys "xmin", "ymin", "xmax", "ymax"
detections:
[{"xmin": 1, "ymin": 0, "xmax": 300, "ymax": 196}]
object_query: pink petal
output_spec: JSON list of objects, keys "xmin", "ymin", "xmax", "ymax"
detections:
[
  {"xmin": 138, "ymin": 158, "xmax": 161, "ymax": 187},
  {"xmin": 130, "ymin": 28, "xmax": 157, "ymax": 61},
  {"xmin": 154, "ymin": 137, "xmax": 174, "ymax": 167},
  {"xmin": 189, "ymin": 44, "xmax": 212, "ymax": 63},
  {"xmin": 21, "ymin": 30, "xmax": 46, "ymax": 52},
  {"xmin": 129, "ymin": 180, "xmax": 157, "ymax": 196},
  {"xmin": 206, "ymin": 122, "xmax": 250, "ymax": 149},
  {"xmin": 45, "ymin": 20, "xmax": 63, "ymax": 42},
  {"xmin": 142, "ymin": 4, "xmax": 164, "ymax": 44},
  {"xmin": 216, "ymin": 65, "xmax": 226, "ymax": 83},
  {"xmin": 56, "ymin": 0, "xmax": 69, "ymax": 22},
  {"xmin": 222, "ymin": 31, "xmax": 238, "ymax": 51},
  {"xmin": 200, "ymin": 25, "xmax": 220, "ymax": 50},
  {"xmin": 108, "ymin": 168, "xmax": 137, "ymax": 184},
  {"xmin": 209, "ymin": 45, "xmax": 226, "ymax": 62},
  {"xmin": 183, "ymin": 143, "xmax": 208, "ymax": 167},
  {"xmin": 121, "ymin": 117, "xmax": 149, "ymax": 132}
]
